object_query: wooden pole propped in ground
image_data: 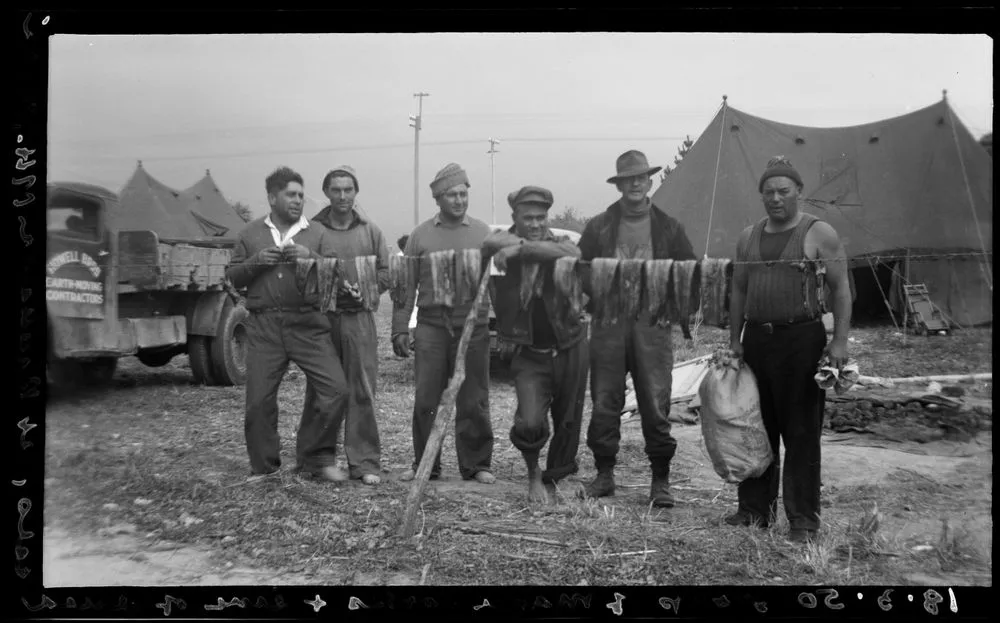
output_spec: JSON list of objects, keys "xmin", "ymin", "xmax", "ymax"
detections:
[{"xmin": 399, "ymin": 267, "xmax": 493, "ymax": 539}]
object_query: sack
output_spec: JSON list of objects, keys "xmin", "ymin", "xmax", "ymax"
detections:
[{"xmin": 698, "ymin": 353, "xmax": 773, "ymax": 484}]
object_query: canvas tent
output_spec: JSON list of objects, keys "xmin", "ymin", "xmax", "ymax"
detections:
[
  {"xmin": 652, "ymin": 96, "xmax": 993, "ymax": 327},
  {"xmin": 112, "ymin": 162, "xmax": 245, "ymax": 244}
]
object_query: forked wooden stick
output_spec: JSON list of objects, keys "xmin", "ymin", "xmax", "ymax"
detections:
[{"xmin": 399, "ymin": 267, "xmax": 493, "ymax": 539}]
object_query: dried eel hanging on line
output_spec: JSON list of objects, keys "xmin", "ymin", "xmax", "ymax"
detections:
[
  {"xmin": 520, "ymin": 262, "xmax": 542, "ymax": 311},
  {"xmin": 671, "ymin": 260, "xmax": 700, "ymax": 340},
  {"xmin": 388, "ymin": 255, "xmax": 408, "ymax": 306},
  {"xmin": 618, "ymin": 259, "xmax": 645, "ymax": 322},
  {"xmin": 316, "ymin": 257, "xmax": 339, "ymax": 313},
  {"xmin": 553, "ymin": 257, "xmax": 583, "ymax": 319},
  {"xmin": 644, "ymin": 259, "xmax": 673, "ymax": 328},
  {"xmin": 699, "ymin": 258, "xmax": 732, "ymax": 327},
  {"xmin": 355, "ymin": 255, "xmax": 381, "ymax": 311},
  {"xmin": 454, "ymin": 248, "xmax": 483, "ymax": 306},
  {"xmin": 589, "ymin": 258, "xmax": 621, "ymax": 327},
  {"xmin": 428, "ymin": 249, "xmax": 456, "ymax": 307},
  {"xmin": 295, "ymin": 258, "xmax": 318, "ymax": 300}
]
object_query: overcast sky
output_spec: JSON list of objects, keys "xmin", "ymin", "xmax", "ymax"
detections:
[{"xmin": 48, "ymin": 33, "xmax": 992, "ymax": 247}]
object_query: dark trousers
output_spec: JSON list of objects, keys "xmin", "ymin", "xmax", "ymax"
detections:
[
  {"xmin": 244, "ymin": 310, "xmax": 349, "ymax": 474},
  {"xmin": 738, "ymin": 320, "xmax": 827, "ymax": 531},
  {"xmin": 587, "ymin": 312, "xmax": 676, "ymax": 472},
  {"xmin": 509, "ymin": 338, "xmax": 589, "ymax": 484},
  {"xmin": 412, "ymin": 323, "xmax": 493, "ymax": 479},
  {"xmin": 302, "ymin": 311, "xmax": 381, "ymax": 478}
]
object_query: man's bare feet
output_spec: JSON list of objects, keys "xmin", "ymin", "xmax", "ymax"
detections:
[
  {"xmin": 473, "ymin": 470, "xmax": 496, "ymax": 484},
  {"xmin": 317, "ymin": 465, "xmax": 348, "ymax": 483},
  {"xmin": 361, "ymin": 474, "xmax": 381, "ymax": 485},
  {"xmin": 527, "ymin": 474, "xmax": 548, "ymax": 505}
]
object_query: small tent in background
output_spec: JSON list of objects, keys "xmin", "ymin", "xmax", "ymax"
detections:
[
  {"xmin": 114, "ymin": 162, "xmax": 243, "ymax": 244},
  {"xmin": 652, "ymin": 93, "xmax": 993, "ymax": 327},
  {"xmin": 181, "ymin": 170, "xmax": 250, "ymax": 238}
]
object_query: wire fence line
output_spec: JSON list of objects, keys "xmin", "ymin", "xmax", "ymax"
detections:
[{"xmin": 45, "ymin": 251, "xmax": 994, "ymax": 273}]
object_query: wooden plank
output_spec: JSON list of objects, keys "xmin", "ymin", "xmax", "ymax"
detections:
[
  {"xmin": 400, "ymin": 269, "xmax": 493, "ymax": 539},
  {"xmin": 117, "ymin": 231, "xmax": 161, "ymax": 286}
]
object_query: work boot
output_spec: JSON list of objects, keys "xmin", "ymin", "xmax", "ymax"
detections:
[
  {"xmin": 650, "ymin": 471, "xmax": 675, "ymax": 508},
  {"xmin": 584, "ymin": 468, "xmax": 616, "ymax": 499}
]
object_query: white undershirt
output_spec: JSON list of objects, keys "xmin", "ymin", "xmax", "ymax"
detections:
[{"xmin": 264, "ymin": 214, "xmax": 310, "ymax": 248}]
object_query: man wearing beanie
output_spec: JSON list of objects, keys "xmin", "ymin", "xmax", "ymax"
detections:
[
  {"xmin": 482, "ymin": 186, "xmax": 589, "ymax": 505},
  {"xmin": 727, "ymin": 156, "xmax": 852, "ymax": 544},
  {"xmin": 301, "ymin": 165, "xmax": 391, "ymax": 486},
  {"xmin": 391, "ymin": 163, "xmax": 496, "ymax": 484},
  {"xmin": 578, "ymin": 150, "xmax": 697, "ymax": 509}
]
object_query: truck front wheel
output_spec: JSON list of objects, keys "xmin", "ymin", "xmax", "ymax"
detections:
[
  {"xmin": 188, "ymin": 336, "xmax": 217, "ymax": 385},
  {"xmin": 210, "ymin": 297, "xmax": 249, "ymax": 386}
]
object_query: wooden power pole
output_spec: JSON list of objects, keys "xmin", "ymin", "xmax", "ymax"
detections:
[{"xmin": 410, "ymin": 92, "xmax": 430, "ymax": 227}]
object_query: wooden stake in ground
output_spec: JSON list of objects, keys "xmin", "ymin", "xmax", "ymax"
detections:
[{"xmin": 399, "ymin": 267, "xmax": 493, "ymax": 539}]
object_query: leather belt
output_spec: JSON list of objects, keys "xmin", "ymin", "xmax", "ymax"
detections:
[
  {"xmin": 745, "ymin": 317, "xmax": 822, "ymax": 335},
  {"xmin": 249, "ymin": 305, "xmax": 319, "ymax": 314},
  {"xmin": 522, "ymin": 345, "xmax": 559, "ymax": 358}
]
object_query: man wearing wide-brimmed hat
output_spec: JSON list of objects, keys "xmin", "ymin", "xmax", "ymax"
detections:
[
  {"xmin": 391, "ymin": 163, "xmax": 496, "ymax": 485},
  {"xmin": 301, "ymin": 165, "xmax": 391, "ymax": 486},
  {"xmin": 482, "ymin": 185, "xmax": 589, "ymax": 505},
  {"xmin": 578, "ymin": 150, "xmax": 697, "ymax": 508}
]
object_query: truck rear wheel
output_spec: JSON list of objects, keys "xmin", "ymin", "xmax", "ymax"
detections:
[
  {"xmin": 188, "ymin": 336, "xmax": 217, "ymax": 385},
  {"xmin": 210, "ymin": 297, "xmax": 249, "ymax": 386}
]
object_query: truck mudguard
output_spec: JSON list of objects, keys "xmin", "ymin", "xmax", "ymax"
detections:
[{"xmin": 188, "ymin": 290, "xmax": 230, "ymax": 337}]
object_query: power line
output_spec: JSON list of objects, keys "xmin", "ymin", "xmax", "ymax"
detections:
[{"xmin": 69, "ymin": 136, "xmax": 695, "ymax": 164}]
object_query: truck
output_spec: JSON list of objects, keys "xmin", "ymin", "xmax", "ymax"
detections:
[{"xmin": 46, "ymin": 179, "xmax": 249, "ymax": 390}]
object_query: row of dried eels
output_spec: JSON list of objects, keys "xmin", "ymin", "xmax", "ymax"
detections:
[
  {"xmin": 383, "ymin": 254, "xmax": 734, "ymax": 335},
  {"xmin": 295, "ymin": 256, "xmax": 383, "ymax": 312},
  {"xmin": 386, "ymin": 249, "xmax": 485, "ymax": 309},
  {"xmin": 545, "ymin": 257, "xmax": 733, "ymax": 337}
]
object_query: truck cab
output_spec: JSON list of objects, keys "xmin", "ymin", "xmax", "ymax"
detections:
[{"xmin": 46, "ymin": 182, "xmax": 248, "ymax": 390}]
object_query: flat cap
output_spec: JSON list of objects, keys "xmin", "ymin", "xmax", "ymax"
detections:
[{"xmin": 507, "ymin": 185, "xmax": 554, "ymax": 209}]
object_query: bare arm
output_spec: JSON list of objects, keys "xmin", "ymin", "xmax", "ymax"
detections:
[
  {"xmin": 729, "ymin": 228, "xmax": 752, "ymax": 351},
  {"xmin": 810, "ymin": 221, "xmax": 851, "ymax": 364}
]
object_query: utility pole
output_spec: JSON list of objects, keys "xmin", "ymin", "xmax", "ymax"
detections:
[
  {"xmin": 487, "ymin": 137, "xmax": 500, "ymax": 223},
  {"xmin": 409, "ymin": 92, "xmax": 430, "ymax": 227}
]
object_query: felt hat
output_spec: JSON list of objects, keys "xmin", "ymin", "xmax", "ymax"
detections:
[{"xmin": 607, "ymin": 150, "xmax": 662, "ymax": 184}]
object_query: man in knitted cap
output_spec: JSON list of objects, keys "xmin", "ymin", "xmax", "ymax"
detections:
[
  {"xmin": 301, "ymin": 165, "xmax": 391, "ymax": 485},
  {"xmin": 578, "ymin": 149, "xmax": 697, "ymax": 509},
  {"xmin": 482, "ymin": 186, "xmax": 589, "ymax": 504},
  {"xmin": 391, "ymin": 163, "xmax": 496, "ymax": 484},
  {"xmin": 727, "ymin": 156, "xmax": 851, "ymax": 544}
]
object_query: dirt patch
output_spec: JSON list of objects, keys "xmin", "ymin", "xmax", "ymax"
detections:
[{"xmin": 42, "ymin": 304, "xmax": 991, "ymax": 586}]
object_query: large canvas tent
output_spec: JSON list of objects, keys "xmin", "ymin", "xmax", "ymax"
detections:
[
  {"xmin": 112, "ymin": 162, "xmax": 246, "ymax": 244},
  {"xmin": 652, "ymin": 96, "xmax": 993, "ymax": 327}
]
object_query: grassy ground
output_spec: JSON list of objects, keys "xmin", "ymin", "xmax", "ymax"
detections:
[{"xmin": 45, "ymin": 295, "xmax": 992, "ymax": 585}]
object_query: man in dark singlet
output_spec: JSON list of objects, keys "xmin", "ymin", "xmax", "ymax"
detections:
[{"xmin": 727, "ymin": 156, "xmax": 852, "ymax": 544}]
